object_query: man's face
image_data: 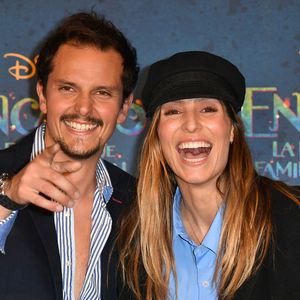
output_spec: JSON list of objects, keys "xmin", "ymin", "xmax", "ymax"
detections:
[{"xmin": 37, "ymin": 44, "xmax": 132, "ymax": 160}]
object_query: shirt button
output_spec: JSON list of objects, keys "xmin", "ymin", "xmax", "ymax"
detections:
[
  {"xmin": 66, "ymin": 260, "xmax": 71, "ymax": 267},
  {"xmin": 64, "ymin": 211, "xmax": 70, "ymax": 218},
  {"xmin": 202, "ymin": 280, "xmax": 209, "ymax": 288}
]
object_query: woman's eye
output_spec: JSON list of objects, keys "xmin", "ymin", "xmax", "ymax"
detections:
[
  {"xmin": 164, "ymin": 109, "xmax": 180, "ymax": 115},
  {"xmin": 201, "ymin": 106, "xmax": 217, "ymax": 113}
]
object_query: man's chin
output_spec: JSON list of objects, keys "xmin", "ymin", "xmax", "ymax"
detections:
[
  {"xmin": 58, "ymin": 142, "xmax": 100, "ymax": 160},
  {"xmin": 63, "ymin": 148, "xmax": 100, "ymax": 160}
]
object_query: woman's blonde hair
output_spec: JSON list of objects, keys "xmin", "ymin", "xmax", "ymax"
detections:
[{"xmin": 117, "ymin": 103, "xmax": 298, "ymax": 300}]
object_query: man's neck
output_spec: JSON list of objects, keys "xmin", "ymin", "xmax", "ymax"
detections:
[{"xmin": 63, "ymin": 157, "xmax": 99, "ymax": 196}]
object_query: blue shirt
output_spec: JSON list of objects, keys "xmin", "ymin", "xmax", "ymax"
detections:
[
  {"xmin": 169, "ymin": 188, "xmax": 223, "ymax": 300},
  {"xmin": 0, "ymin": 124, "xmax": 113, "ymax": 300},
  {"xmin": 0, "ymin": 211, "xmax": 17, "ymax": 253}
]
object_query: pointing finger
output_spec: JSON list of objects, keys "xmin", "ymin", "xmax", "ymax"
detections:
[
  {"xmin": 42, "ymin": 143, "xmax": 61, "ymax": 163},
  {"xmin": 51, "ymin": 160, "xmax": 82, "ymax": 174}
]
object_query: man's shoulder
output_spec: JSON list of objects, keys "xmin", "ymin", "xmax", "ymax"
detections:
[
  {"xmin": 0, "ymin": 130, "xmax": 36, "ymax": 151},
  {"xmin": 0, "ymin": 130, "xmax": 36, "ymax": 173},
  {"xmin": 103, "ymin": 160, "xmax": 135, "ymax": 185},
  {"xmin": 104, "ymin": 159, "xmax": 136, "ymax": 196}
]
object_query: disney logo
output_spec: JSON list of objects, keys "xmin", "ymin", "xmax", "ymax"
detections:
[{"xmin": 3, "ymin": 53, "xmax": 38, "ymax": 80}]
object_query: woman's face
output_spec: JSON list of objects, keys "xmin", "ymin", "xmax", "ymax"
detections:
[{"xmin": 157, "ymin": 98, "xmax": 234, "ymax": 189}]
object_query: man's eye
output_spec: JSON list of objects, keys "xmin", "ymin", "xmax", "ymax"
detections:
[
  {"xmin": 96, "ymin": 90, "xmax": 111, "ymax": 97},
  {"xmin": 59, "ymin": 86, "xmax": 74, "ymax": 92}
]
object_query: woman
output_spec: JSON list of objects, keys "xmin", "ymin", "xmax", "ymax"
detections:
[{"xmin": 116, "ymin": 51, "xmax": 300, "ymax": 299}]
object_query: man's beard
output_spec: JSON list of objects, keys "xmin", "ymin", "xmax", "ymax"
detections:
[
  {"xmin": 55, "ymin": 137, "xmax": 101, "ymax": 160},
  {"xmin": 56, "ymin": 114, "xmax": 103, "ymax": 160}
]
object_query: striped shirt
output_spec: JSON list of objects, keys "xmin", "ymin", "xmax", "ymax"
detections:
[{"xmin": 1, "ymin": 124, "xmax": 113, "ymax": 299}]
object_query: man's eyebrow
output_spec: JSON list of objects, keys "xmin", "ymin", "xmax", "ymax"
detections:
[
  {"xmin": 53, "ymin": 80, "xmax": 121, "ymax": 91},
  {"xmin": 53, "ymin": 79, "xmax": 77, "ymax": 86},
  {"xmin": 93, "ymin": 85, "xmax": 120, "ymax": 91}
]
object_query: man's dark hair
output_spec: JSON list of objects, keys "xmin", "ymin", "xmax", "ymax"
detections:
[{"xmin": 36, "ymin": 11, "xmax": 139, "ymax": 99}]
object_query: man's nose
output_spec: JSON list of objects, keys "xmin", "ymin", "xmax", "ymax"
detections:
[{"xmin": 74, "ymin": 93, "xmax": 92, "ymax": 116}]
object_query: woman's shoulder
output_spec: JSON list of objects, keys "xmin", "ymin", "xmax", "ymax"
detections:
[
  {"xmin": 259, "ymin": 176, "xmax": 300, "ymax": 239},
  {"xmin": 268, "ymin": 181, "xmax": 299, "ymax": 209},
  {"xmin": 258, "ymin": 176, "xmax": 299, "ymax": 207},
  {"xmin": 235, "ymin": 178, "xmax": 300, "ymax": 300}
]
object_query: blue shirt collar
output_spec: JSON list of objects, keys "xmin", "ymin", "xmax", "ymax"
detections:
[
  {"xmin": 95, "ymin": 159, "xmax": 113, "ymax": 203},
  {"xmin": 173, "ymin": 187, "xmax": 223, "ymax": 254}
]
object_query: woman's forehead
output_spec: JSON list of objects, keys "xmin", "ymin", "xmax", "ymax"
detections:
[{"xmin": 162, "ymin": 98, "xmax": 221, "ymax": 105}]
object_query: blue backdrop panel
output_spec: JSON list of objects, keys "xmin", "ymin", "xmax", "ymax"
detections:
[{"xmin": 0, "ymin": 0, "xmax": 299, "ymax": 184}]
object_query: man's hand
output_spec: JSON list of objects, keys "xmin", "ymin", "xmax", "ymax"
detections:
[{"xmin": 4, "ymin": 143, "xmax": 81, "ymax": 212}]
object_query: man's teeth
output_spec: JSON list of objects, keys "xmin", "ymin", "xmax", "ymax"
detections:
[
  {"xmin": 178, "ymin": 141, "xmax": 211, "ymax": 149},
  {"xmin": 65, "ymin": 121, "xmax": 97, "ymax": 131}
]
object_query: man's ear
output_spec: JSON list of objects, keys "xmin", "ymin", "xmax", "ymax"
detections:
[
  {"xmin": 117, "ymin": 93, "xmax": 134, "ymax": 124},
  {"xmin": 36, "ymin": 81, "xmax": 47, "ymax": 114}
]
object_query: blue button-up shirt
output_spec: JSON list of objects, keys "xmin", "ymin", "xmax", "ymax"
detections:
[{"xmin": 169, "ymin": 188, "xmax": 223, "ymax": 300}]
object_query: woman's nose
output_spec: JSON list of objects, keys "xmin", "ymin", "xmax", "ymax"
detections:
[{"xmin": 182, "ymin": 111, "xmax": 201, "ymax": 132}]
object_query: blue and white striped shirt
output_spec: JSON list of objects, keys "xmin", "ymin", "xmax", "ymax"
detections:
[{"xmin": 1, "ymin": 124, "xmax": 113, "ymax": 300}]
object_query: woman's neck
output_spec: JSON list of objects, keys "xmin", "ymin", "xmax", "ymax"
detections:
[{"xmin": 178, "ymin": 181, "xmax": 223, "ymax": 244}]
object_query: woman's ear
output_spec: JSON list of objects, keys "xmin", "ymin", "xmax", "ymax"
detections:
[{"xmin": 230, "ymin": 124, "xmax": 234, "ymax": 143}]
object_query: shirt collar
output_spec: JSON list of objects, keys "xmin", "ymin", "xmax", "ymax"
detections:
[
  {"xmin": 95, "ymin": 159, "xmax": 113, "ymax": 203},
  {"xmin": 31, "ymin": 123, "xmax": 46, "ymax": 160},
  {"xmin": 173, "ymin": 187, "xmax": 223, "ymax": 254},
  {"xmin": 31, "ymin": 123, "xmax": 113, "ymax": 203}
]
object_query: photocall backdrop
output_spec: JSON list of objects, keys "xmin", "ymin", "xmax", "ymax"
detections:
[{"xmin": 0, "ymin": 0, "xmax": 299, "ymax": 185}]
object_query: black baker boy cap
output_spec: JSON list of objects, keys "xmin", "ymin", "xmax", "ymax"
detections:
[{"xmin": 141, "ymin": 51, "xmax": 246, "ymax": 117}]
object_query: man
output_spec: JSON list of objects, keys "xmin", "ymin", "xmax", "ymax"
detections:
[{"xmin": 0, "ymin": 12, "xmax": 139, "ymax": 300}]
